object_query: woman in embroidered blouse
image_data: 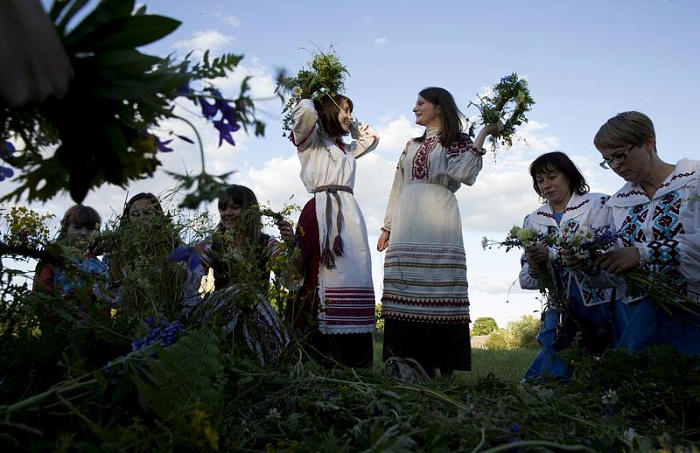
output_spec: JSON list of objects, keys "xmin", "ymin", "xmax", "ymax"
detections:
[
  {"xmin": 377, "ymin": 87, "xmax": 501, "ymax": 377},
  {"xmin": 286, "ymin": 94, "xmax": 379, "ymax": 368},
  {"xmin": 569, "ymin": 111, "xmax": 700, "ymax": 354},
  {"xmin": 520, "ymin": 152, "xmax": 623, "ymax": 379}
]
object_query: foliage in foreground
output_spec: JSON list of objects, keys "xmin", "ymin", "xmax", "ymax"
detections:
[
  {"xmin": 2, "ymin": 286, "xmax": 700, "ymax": 451},
  {"xmin": 1, "ymin": 209, "xmax": 699, "ymax": 452}
]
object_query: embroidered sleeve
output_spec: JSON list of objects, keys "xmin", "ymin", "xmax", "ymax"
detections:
[
  {"xmin": 382, "ymin": 142, "xmax": 409, "ymax": 231},
  {"xmin": 290, "ymin": 99, "xmax": 320, "ymax": 151},
  {"xmin": 639, "ymin": 180, "xmax": 700, "ymax": 286},
  {"xmin": 346, "ymin": 121, "xmax": 379, "ymax": 159},
  {"xmin": 445, "ymin": 133, "xmax": 484, "ymax": 186}
]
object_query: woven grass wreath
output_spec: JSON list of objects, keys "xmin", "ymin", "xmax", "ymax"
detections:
[{"xmin": 468, "ymin": 73, "xmax": 535, "ymax": 152}]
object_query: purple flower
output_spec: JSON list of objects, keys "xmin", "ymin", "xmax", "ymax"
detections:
[
  {"xmin": 0, "ymin": 166, "xmax": 14, "ymax": 182},
  {"xmin": 197, "ymin": 89, "xmax": 240, "ymax": 147},
  {"xmin": 199, "ymin": 96, "xmax": 219, "ymax": 120},
  {"xmin": 2, "ymin": 141, "xmax": 14, "ymax": 158},
  {"xmin": 132, "ymin": 317, "xmax": 184, "ymax": 351},
  {"xmin": 213, "ymin": 119, "xmax": 240, "ymax": 146},
  {"xmin": 154, "ymin": 135, "xmax": 174, "ymax": 153},
  {"xmin": 169, "ymin": 245, "xmax": 203, "ymax": 271}
]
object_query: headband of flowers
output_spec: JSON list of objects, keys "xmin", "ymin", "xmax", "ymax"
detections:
[
  {"xmin": 468, "ymin": 73, "xmax": 535, "ymax": 153},
  {"xmin": 277, "ymin": 47, "xmax": 349, "ymax": 138}
]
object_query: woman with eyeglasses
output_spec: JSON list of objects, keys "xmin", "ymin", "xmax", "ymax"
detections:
[
  {"xmin": 569, "ymin": 111, "xmax": 700, "ymax": 354},
  {"xmin": 519, "ymin": 152, "xmax": 623, "ymax": 379}
]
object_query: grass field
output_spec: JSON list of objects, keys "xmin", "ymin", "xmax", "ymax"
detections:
[{"xmin": 373, "ymin": 338, "xmax": 538, "ymax": 384}]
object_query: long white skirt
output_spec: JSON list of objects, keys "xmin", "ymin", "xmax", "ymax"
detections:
[{"xmin": 381, "ymin": 183, "xmax": 470, "ymax": 323}]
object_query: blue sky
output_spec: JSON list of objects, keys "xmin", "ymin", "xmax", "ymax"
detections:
[{"xmin": 8, "ymin": 0, "xmax": 700, "ymax": 328}]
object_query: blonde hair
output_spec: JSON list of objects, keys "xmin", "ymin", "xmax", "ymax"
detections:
[{"xmin": 594, "ymin": 111, "xmax": 656, "ymax": 152}]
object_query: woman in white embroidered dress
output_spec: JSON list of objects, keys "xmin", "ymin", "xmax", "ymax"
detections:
[
  {"xmin": 567, "ymin": 111, "xmax": 700, "ymax": 354},
  {"xmin": 286, "ymin": 94, "xmax": 379, "ymax": 368},
  {"xmin": 519, "ymin": 152, "xmax": 623, "ymax": 379},
  {"xmin": 377, "ymin": 87, "xmax": 501, "ymax": 377}
]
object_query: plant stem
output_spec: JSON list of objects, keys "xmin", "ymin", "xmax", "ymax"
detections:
[{"xmin": 173, "ymin": 115, "xmax": 206, "ymax": 173}]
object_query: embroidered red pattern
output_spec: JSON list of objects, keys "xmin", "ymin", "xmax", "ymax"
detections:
[{"xmin": 412, "ymin": 136, "xmax": 438, "ymax": 180}]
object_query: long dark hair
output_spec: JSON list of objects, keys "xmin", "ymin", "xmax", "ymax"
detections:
[
  {"xmin": 314, "ymin": 94, "xmax": 353, "ymax": 139},
  {"xmin": 121, "ymin": 192, "xmax": 164, "ymax": 227},
  {"xmin": 529, "ymin": 151, "xmax": 589, "ymax": 198},
  {"xmin": 414, "ymin": 87, "xmax": 464, "ymax": 148},
  {"xmin": 217, "ymin": 184, "xmax": 262, "ymax": 245}
]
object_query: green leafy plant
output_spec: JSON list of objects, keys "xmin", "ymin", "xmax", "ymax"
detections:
[
  {"xmin": 0, "ymin": 0, "xmax": 269, "ymax": 209},
  {"xmin": 276, "ymin": 47, "xmax": 349, "ymax": 137}
]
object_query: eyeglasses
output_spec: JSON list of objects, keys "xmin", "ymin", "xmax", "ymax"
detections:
[{"xmin": 599, "ymin": 144, "xmax": 634, "ymax": 169}]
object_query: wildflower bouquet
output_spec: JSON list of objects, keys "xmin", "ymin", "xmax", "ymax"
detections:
[
  {"xmin": 481, "ymin": 225, "xmax": 549, "ymax": 252},
  {"xmin": 277, "ymin": 47, "xmax": 350, "ymax": 137},
  {"xmin": 468, "ymin": 73, "xmax": 535, "ymax": 152},
  {"xmin": 554, "ymin": 225, "xmax": 700, "ymax": 321},
  {"xmin": 553, "ymin": 224, "xmax": 618, "ymax": 269},
  {"xmin": 483, "ymin": 226, "xmax": 566, "ymax": 309}
]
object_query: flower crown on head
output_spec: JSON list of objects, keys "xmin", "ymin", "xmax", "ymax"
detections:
[{"xmin": 277, "ymin": 47, "xmax": 350, "ymax": 138}]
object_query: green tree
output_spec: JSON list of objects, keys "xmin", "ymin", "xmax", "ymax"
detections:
[
  {"xmin": 507, "ymin": 315, "xmax": 540, "ymax": 349},
  {"xmin": 471, "ymin": 317, "xmax": 498, "ymax": 336},
  {"xmin": 484, "ymin": 315, "xmax": 540, "ymax": 350}
]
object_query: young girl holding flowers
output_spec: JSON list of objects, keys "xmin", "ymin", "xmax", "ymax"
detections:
[
  {"xmin": 519, "ymin": 152, "xmax": 624, "ymax": 379},
  {"xmin": 198, "ymin": 185, "xmax": 295, "ymax": 365}
]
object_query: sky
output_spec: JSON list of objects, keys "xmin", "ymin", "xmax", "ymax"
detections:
[{"xmin": 5, "ymin": 0, "xmax": 699, "ymax": 328}]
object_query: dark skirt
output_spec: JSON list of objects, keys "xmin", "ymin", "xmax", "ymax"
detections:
[
  {"xmin": 285, "ymin": 197, "xmax": 374, "ymax": 369},
  {"xmin": 382, "ymin": 318, "xmax": 471, "ymax": 376}
]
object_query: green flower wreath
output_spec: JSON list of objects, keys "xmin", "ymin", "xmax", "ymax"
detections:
[
  {"xmin": 277, "ymin": 48, "xmax": 349, "ymax": 138},
  {"xmin": 468, "ymin": 73, "xmax": 535, "ymax": 152}
]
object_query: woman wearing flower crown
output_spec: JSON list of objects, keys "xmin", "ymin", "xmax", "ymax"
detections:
[
  {"xmin": 569, "ymin": 111, "xmax": 700, "ymax": 354},
  {"xmin": 519, "ymin": 152, "xmax": 625, "ymax": 380},
  {"xmin": 286, "ymin": 92, "xmax": 379, "ymax": 368},
  {"xmin": 377, "ymin": 87, "xmax": 502, "ymax": 377}
]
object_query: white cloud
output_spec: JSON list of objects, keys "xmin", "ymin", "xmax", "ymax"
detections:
[
  {"xmin": 374, "ymin": 37, "xmax": 388, "ymax": 45},
  {"xmin": 173, "ymin": 30, "xmax": 235, "ymax": 57},
  {"xmin": 217, "ymin": 14, "xmax": 240, "ymax": 26},
  {"xmin": 374, "ymin": 116, "xmax": 421, "ymax": 154}
]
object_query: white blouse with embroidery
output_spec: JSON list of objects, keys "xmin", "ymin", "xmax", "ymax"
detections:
[
  {"xmin": 592, "ymin": 158, "xmax": 700, "ymax": 302},
  {"xmin": 382, "ymin": 127, "xmax": 484, "ymax": 232},
  {"xmin": 519, "ymin": 192, "xmax": 614, "ymax": 307}
]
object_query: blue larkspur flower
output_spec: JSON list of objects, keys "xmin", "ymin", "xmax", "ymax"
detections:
[
  {"xmin": 2, "ymin": 141, "xmax": 14, "ymax": 158},
  {"xmin": 199, "ymin": 96, "xmax": 219, "ymax": 119},
  {"xmin": 132, "ymin": 317, "xmax": 184, "ymax": 352},
  {"xmin": 0, "ymin": 166, "xmax": 14, "ymax": 182},
  {"xmin": 169, "ymin": 245, "xmax": 203, "ymax": 271},
  {"xmin": 198, "ymin": 89, "xmax": 240, "ymax": 147},
  {"xmin": 213, "ymin": 119, "xmax": 239, "ymax": 146},
  {"xmin": 153, "ymin": 135, "xmax": 174, "ymax": 153}
]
